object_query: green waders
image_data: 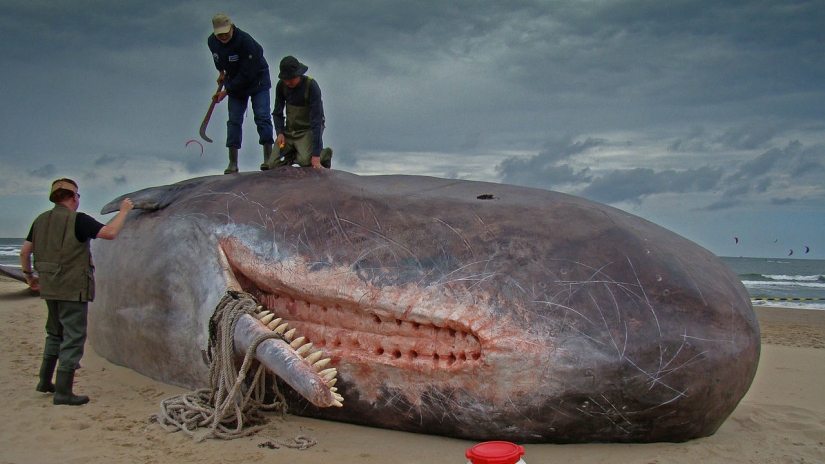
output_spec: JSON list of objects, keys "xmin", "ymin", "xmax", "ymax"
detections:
[{"xmin": 270, "ymin": 80, "xmax": 332, "ymax": 169}]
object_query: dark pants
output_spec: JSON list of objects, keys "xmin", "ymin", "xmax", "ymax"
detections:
[
  {"xmin": 43, "ymin": 300, "xmax": 88, "ymax": 371},
  {"xmin": 226, "ymin": 89, "xmax": 275, "ymax": 149}
]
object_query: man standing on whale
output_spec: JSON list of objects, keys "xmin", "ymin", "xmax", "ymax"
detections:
[{"xmin": 20, "ymin": 178, "xmax": 133, "ymax": 405}]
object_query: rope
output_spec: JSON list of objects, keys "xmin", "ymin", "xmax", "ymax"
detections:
[
  {"xmin": 150, "ymin": 290, "xmax": 312, "ymax": 445},
  {"xmin": 258, "ymin": 435, "xmax": 318, "ymax": 450}
]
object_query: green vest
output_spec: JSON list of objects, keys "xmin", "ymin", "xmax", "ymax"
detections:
[{"xmin": 31, "ymin": 204, "xmax": 95, "ymax": 302}]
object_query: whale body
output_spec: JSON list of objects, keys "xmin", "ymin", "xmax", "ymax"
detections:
[{"xmin": 90, "ymin": 169, "xmax": 759, "ymax": 443}]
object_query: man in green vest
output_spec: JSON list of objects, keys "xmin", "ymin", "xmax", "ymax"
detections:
[
  {"xmin": 20, "ymin": 178, "xmax": 133, "ymax": 406},
  {"xmin": 268, "ymin": 55, "xmax": 333, "ymax": 169}
]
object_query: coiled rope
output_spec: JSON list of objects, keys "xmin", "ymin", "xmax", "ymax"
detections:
[{"xmin": 150, "ymin": 290, "xmax": 314, "ymax": 447}]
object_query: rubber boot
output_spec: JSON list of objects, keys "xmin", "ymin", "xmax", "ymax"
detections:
[
  {"xmin": 53, "ymin": 370, "xmax": 89, "ymax": 406},
  {"xmin": 260, "ymin": 144, "xmax": 274, "ymax": 170},
  {"xmin": 224, "ymin": 147, "xmax": 239, "ymax": 174},
  {"xmin": 35, "ymin": 356, "xmax": 57, "ymax": 393},
  {"xmin": 320, "ymin": 147, "xmax": 333, "ymax": 169}
]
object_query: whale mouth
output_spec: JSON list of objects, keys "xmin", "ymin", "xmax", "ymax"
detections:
[{"xmin": 234, "ymin": 273, "xmax": 484, "ymax": 372}]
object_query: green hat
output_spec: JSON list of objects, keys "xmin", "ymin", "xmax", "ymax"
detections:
[{"xmin": 278, "ymin": 56, "xmax": 308, "ymax": 79}]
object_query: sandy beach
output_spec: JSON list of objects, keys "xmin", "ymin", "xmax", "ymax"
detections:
[{"xmin": 1, "ymin": 276, "xmax": 823, "ymax": 464}]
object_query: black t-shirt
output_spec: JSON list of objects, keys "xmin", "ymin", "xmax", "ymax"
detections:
[{"xmin": 26, "ymin": 212, "xmax": 105, "ymax": 243}]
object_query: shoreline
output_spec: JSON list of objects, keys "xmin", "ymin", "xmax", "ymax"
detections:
[{"xmin": 1, "ymin": 276, "xmax": 823, "ymax": 463}]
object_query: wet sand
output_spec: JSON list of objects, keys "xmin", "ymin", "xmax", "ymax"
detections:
[{"xmin": 1, "ymin": 276, "xmax": 823, "ymax": 463}]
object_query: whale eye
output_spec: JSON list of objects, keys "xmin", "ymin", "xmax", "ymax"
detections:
[{"xmin": 476, "ymin": 194, "xmax": 497, "ymax": 200}]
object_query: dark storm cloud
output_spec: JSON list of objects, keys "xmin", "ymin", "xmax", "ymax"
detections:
[
  {"xmin": 495, "ymin": 133, "xmax": 730, "ymax": 205},
  {"xmin": 771, "ymin": 198, "xmax": 796, "ymax": 206},
  {"xmin": 732, "ymin": 147, "xmax": 784, "ymax": 178},
  {"xmin": 694, "ymin": 140, "xmax": 824, "ymax": 211},
  {"xmin": 497, "ymin": 162, "xmax": 592, "ymax": 190},
  {"xmin": 95, "ymin": 155, "xmax": 118, "ymax": 167},
  {"xmin": 704, "ymin": 198, "xmax": 742, "ymax": 212},
  {"xmin": 28, "ymin": 164, "xmax": 57, "ymax": 179},
  {"xmin": 579, "ymin": 166, "xmax": 724, "ymax": 204},
  {"xmin": 495, "ymin": 137, "xmax": 605, "ymax": 188},
  {"xmin": 3, "ymin": 1, "xmax": 204, "ymax": 56},
  {"xmin": 722, "ymin": 183, "xmax": 751, "ymax": 199},
  {"xmin": 1, "ymin": 0, "xmax": 824, "ymax": 258},
  {"xmin": 6, "ymin": 0, "xmax": 824, "ymax": 160},
  {"xmin": 668, "ymin": 126, "xmax": 711, "ymax": 153},
  {"xmin": 789, "ymin": 144, "xmax": 825, "ymax": 178},
  {"xmin": 728, "ymin": 141, "xmax": 824, "ymax": 182},
  {"xmin": 715, "ymin": 125, "xmax": 778, "ymax": 151},
  {"xmin": 434, "ymin": 0, "xmax": 825, "ymax": 129}
]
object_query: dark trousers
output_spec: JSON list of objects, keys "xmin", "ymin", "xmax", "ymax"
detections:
[
  {"xmin": 226, "ymin": 89, "xmax": 274, "ymax": 149},
  {"xmin": 43, "ymin": 300, "xmax": 88, "ymax": 371}
]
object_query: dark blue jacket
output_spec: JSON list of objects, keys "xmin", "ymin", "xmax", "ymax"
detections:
[{"xmin": 207, "ymin": 27, "xmax": 271, "ymax": 97}]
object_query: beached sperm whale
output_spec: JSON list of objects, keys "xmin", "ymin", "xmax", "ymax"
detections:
[{"xmin": 88, "ymin": 169, "xmax": 759, "ymax": 443}]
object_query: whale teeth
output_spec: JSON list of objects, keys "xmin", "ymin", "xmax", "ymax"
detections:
[
  {"xmin": 313, "ymin": 358, "xmax": 331, "ymax": 370},
  {"xmin": 319, "ymin": 368, "xmax": 337, "ymax": 382},
  {"xmin": 267, "ymin": 318, "xmax": 283, "ymax": 330},
  {"xmin": 305, "ymin": 351, "xmax": 323, "ymax": 365},
  {"xmin": 273, "ymin": 323, "xmax": 289, "ymax": 334},
  {"xmin": 296, "ymin": 343, "xmax": 313, "ymax": 356},
  {"xmin": 252, "ymin": 315, "xmax": 337, "ymax": 400},
  {"xmin": 256, "ymin": 305, "xmax": 264, "ymax": 313}
]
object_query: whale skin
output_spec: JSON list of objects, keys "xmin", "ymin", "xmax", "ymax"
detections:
[{"xmin": 89, "ymin": 168, "xmax": 759, "ymax": 443}]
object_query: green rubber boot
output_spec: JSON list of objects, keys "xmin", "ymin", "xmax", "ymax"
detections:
[
  {"xmin": 320, "ymin": 147, "xmax": 333, "ymax": 169},
  {"xmin": 224, "ymin": 147, "xmax": 239, "ymax": 174},
  {"xmin": 53, "ymin": 369, "xmax": 89, "ymax": 406},
  {"xmin": 260, "ymin": 144, "xmax": 274, "ymax": 170},
  {"xmin": 35, "ymin": 356, "xmax": 57, "ymax": 393}
]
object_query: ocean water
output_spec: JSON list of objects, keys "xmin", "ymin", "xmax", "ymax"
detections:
[
  {"xmin": 2, "ymin": 237, "xmax": 823, "ymax": 310},
  {"xmin": 0, "ymin": 238, "xmax": 23, "ymax": 268},
  {"xmin": 720, "ymin": 256, "xmax": 825, "ymax": 310}
]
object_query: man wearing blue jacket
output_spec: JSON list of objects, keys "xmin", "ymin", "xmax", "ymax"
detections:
[{"xmin": 208, "ymin": 13, "xmax": 275, "ymax": 174}]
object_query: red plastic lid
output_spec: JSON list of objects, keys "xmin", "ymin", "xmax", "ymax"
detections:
[{"xmin": 465, "ymin": 441, "xmax": 525, "ymax": 464}]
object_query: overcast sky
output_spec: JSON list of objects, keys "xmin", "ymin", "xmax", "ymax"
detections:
[{"xmin": 2, "ymin": 0, "xmax": 823, "ymax": 259}]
